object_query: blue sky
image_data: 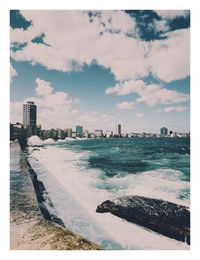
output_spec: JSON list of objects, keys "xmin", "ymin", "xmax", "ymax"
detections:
[{"xmin": 10, "ymin": 10, "xmax": 190, "ymax": 133}]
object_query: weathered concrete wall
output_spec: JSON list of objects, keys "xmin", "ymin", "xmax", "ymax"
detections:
[{"xmin": 10, "ymin": 141, "xmax": 103, "ymax": 250}]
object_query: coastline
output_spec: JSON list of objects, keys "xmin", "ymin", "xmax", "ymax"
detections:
[{"xmin": 10, "ymin": 140, "xmax": 103, "ymax": 250}]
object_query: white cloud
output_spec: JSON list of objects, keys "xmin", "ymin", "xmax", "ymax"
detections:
[
  {"xmin": 71, "ymin": 109, "xmax": 79, "ymax": 115},
  {"xmin": 10, "ymin": 10, "xmax": 149, "ymax": 82},
  {"xmin": 10, "ymin": 10, "xmax": 190, "ymax": 87},
  {"xmin": 106, "ymin": 80, "xmax": 145, "ymax": 95},
  {"xmin": 106, "ymin": 79, "xmax": 189, "ymax": 107},
  {"xmin": 155, "ymin": 10, "xmax": 189, "ymax": 19},
  {"xmin": 164, "ymin": 106, "xmax": 188, "ymax": 112},
  {"xmin": 35, "ymin": 77, "xmax": 53, "ymax": 96},
  {"xmin": 10, "ymin": 63, "xmax": 18, "ymax": 81},
  {"xmin": 76, "ymin": 111, "xmax": 98, "ymax": 124},
  {"xmin": 149, "ymin": 29, "xmax": 190, "ymax": 83},
  {"xmin": 154, "ymin": 19, "xmax": 169, "ymax": 33},
  {"xmin": 116, "ymin": 101, "xmax": 134, "ymax": 110},
  {"xmin": 156, "ymin": 106, "xmax": 188, "ymax": 113},
  {"xmin": 10, "ymin": 78, "xmax": 79, "ymax": 129},
  {"xmin": 94, "ymin": 10, "xmax": 136, "ymax": 35},
  {"xmin": 136, "ymin": 84, "xmax": 189, "ymax": 106},
  {"xmin": 10, "ymin": 101, "xmax": 23, "ymax": 123},
  {"xmin": 134, "ymin": 113, "xmax": 144, "ymax": 118}
]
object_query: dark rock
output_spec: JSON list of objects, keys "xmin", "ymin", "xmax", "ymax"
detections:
[
  {"xmin": 96, "ymin": 195, "xmax": 190, "ymax": 245},
  {"xmin": 38, "ymin": 180, "xmax": 45, "ymax": 193}
]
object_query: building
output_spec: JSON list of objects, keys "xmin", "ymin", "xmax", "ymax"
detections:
[
  {"xmin": 57, "ymin": 128, "xmax": 65, "ymax": 139},
  {"xmin": 72, "ymin": 131, "xmax": 76, "ymax": 138},
  {"xmin": 115, "ymin": 124, "xmax": 121, "ymax": 136},
  {"xmin": 43, "ymin": 130, "xmax": 51, "ymax": 139},
  {"xmin": 160, "ymin": 127, "xmax": 168, "ymax": 136},
  {"xmin": 23, "ymin": 101, "xmax": 37, "ymax": 136},
  {"xmin": 64, "ymin": 128, "xmax": 72, "ymax": 138},
  {"xmin": 95, "ymin": 129, "xmax": 103, "ymax": 138},
  {"xmin": 36, "ymin": 125, "xmax": 42, "ymax": 137},
  {"xmin": 10, "ymin": 122, "xmax": 26, "ymax": 140},
  {"xmin": 50, "ymin": 129, "xmax": 58, "ymax": 139},
  {"xmin": 76, "ymin": 125, "xmax": 83, "ymax": 137},
  {"xmin": 83, "ymin": 130, "xmax": 89, "ymax": 138},
  {"xmin": 105, "ymin": 130, "xmax": 113, "ymax": 138},
  {"xmin": 90, "ymin": 133, "xmax": 96, "ymax": 138}
]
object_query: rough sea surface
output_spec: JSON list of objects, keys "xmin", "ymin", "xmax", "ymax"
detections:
[{"xmin": 26, "ymin": 136, "xmax": 190, "ymax": 250}]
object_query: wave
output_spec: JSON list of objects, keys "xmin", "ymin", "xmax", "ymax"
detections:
[
  {"xmin": 27, "ymin": 142, "xmax": 189, "ymax": 250},
  {"xmin": 28, "ymin": 136, "xmax": 89, "ymax": 146}
]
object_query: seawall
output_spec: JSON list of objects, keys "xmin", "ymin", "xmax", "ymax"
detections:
[{"xmin": 10, "ymin": 140, "xmax": 103, "ymax": 250}]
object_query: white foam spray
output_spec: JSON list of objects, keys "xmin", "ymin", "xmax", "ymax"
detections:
[{"xmin": 27, "ymin": 138, "xmax": 190, "ymax": 250}]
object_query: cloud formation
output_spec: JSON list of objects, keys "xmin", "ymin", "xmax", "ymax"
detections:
[
  {"xmin": 155, "ymin": 10, "xmax": 189, "ymax": 19},
  {"xmin": 35, "ymin": 77, "xmax": 53, "ymax": 96},
  {"xmin": 106, "ymin": 79, "xmax": 189, "ymax": 107},
  {"xmin": 76, "ymin": 111, "xmax": 98, "ymax": 125},
  {"xmin": 149, "ymin": 28, "xmax": 190, "ymax": 83},
  {"xmin": 10, "ymin": 10, "xmax": 190, "ymax": 125},
  {"xmin": 116, "ymin": 101, "xmax": 134, "ymax": 110},
  {"xmin": 10, "ymin": 78, "xmax": 76, "ymax": 129},
  {"xmin": 10, "ymin": 10, "xmax": 190, "ymax": 85},
  {"xmin": 10, "ymin": 63, "xmax": 18, "ymax": 81},
  {"xmin": 164, "ymin": 106, "xmax": 188, "ymax": 112},
  {"xmin": 10, "ymin": 77, "xmax": 117, "ymax": 130}
]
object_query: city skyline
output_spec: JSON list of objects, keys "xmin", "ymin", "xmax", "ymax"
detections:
[
  {"xmin": 10, "ymin": 10, "xmax": 190, "ymax": 133},
  {"xmin": 16, "ymin": 100, "xmax": 187, "ymax": 135},
  {"xmin": 13, "ymin": 100, "xmax": 189, "ymax": 137}
]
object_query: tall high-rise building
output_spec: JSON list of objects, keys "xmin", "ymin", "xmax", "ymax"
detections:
[
  {"xmin": 160, "ymin": 127, "xmax": 168, "ymax": 136},
  {"xmin": 76, "ymin": 125, "xmax": 83, "ymax": 137},
  {"xmin": 115, "ymin": 124, "xmax": 121, "ymax": 136},
  {"xmin": 23, "ymin": 101, "xmax": 37, "ymax": 136}
]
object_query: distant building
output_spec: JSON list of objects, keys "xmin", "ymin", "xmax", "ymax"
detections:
[
  {"xmin": 76, "ymin": 125, "xmax": 83, "ymax": 137},
  {"xmin": 10, "ymin": 122, "xmax": 27, "ymax": 140},
  {"xmin": 43, "ymin": 130, "xmax": 51, "ymax": 139},
  {"xmin": 57, "ymin": 128, "xmax": 65, "ymax": 139},
  {"xmin": 51, "ymin": 129, "xmax": 58, "ymax": 139},
  {"xmin": 95, "ymin": 129, "xmax": 103, "ymax": 138},
  {"xmin": 64, "ymin": 128, "xmax": 72, "ymax": 138},
  {"xmin": 72, "ymin": 131, "xmax": 76, "ymax": 138},
  {"xmin": 36, "ymin": 125, "xmax": 42, "ymax": 137},
  {"xmin": 90, "ymin": 133, "xmax": 96, "ymax": 138},
  {"xmin": 160, "ymin": 127, "xmax": 168, "ymax": 136},
  {"xmin": 83, "ymin": 130, "xmax": 89, "ymax": 138},
  {"xmin": 115, "ymin": 124, "xmax": 121, "ymax": 136},
  {"xmin": 105, "ymin": 130, "xmax": 113, "ymax": 138},
  {"xmin": 23, "ymin": 101, "xmax": 37, "ymax": 136}
]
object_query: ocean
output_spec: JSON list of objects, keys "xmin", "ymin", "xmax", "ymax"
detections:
[{"xmin": 26, "ymin": 136, "xmax": 190, "ymax": 250}]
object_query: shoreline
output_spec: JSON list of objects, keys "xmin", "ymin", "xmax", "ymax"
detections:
[{"xmin": 10, "ymin": 140, "xmax": 103, "ymax": 250}]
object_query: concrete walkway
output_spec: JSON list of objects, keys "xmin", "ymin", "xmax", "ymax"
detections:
[{"xmin": 10, "ymin": 141, "xmax": 102, "ymax": 250}]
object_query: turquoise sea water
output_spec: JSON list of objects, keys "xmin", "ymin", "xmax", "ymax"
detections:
[
  {"xmin": 27, "ymin": 137, "xmax": 190, "ymax": 250},
  {"xmin": 63, "ymin": 137, "xmax": 190, "ymax": 180}
]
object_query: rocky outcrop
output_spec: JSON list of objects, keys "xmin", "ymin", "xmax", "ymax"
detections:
[{"xmin": 96, "ymin": 195, "xmax": 190, "ymax": 245}]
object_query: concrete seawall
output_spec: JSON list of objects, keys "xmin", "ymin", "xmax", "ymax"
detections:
[{"xmin": 10, "ymin": 141, "xmax": 103, "ymax": 250}]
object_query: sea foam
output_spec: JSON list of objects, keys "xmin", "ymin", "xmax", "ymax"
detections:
[{"xmin": 27, "ymin": 139, "xmax": 190, "ymax": 250}]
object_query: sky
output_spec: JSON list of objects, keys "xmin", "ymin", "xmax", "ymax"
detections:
[{"xmin": 10, "ymin": 10, "xmax": 190, "ymax": 133}]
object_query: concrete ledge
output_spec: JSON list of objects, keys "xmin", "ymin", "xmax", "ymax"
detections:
[{"xmin": 10, "ymin": 141, "xmax": 103, "ymax": 250}]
